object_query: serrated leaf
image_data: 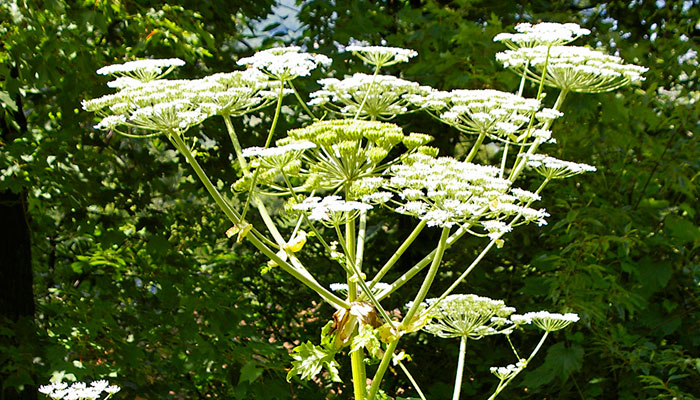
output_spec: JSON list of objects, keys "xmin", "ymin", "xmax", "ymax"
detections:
[
  {"xmin": 287, "ymin": 341, "xmax": 341, "ymax": 383},
  {"xmin": 239, "ymin": 360, "xmax": 263, "ymax": 385}
]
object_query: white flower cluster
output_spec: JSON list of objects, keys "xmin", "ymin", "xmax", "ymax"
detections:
[
  {"xmin": 309, "ymin": 73, "xmax": 432, "ymax": 119},
  {"xmin": 494, "ymin": 22, "xmax": 590, "ymax": 48},
  {"xmin": 407, "ymin": 89, "xmax": 554, "ymax": 144},
  {"xmin": 293, "ymin": 195, "xmax": 373, "ymax": 224},
  {"xmin": 496, "ymin": 45, "xmax": 648, "ymax": 93},
  {"xmin": 490, "ymin": 361, "xmax": 527, "ymax": 380},
  {"xmin": 382, "ymin": 153, "xmax": 548, "ymax": 228},
  {"xmin": 345, "ymin": 45, "xmax": 418, "ymax": 67},
  {"xmin": 96, "ymin": 58, "xmax": 185, "ymax": 81},
  {"xmin": 242, "ymin": 141, "xmax": 316, "ymax": 158},
  {"xmin": 84, "ymin": 69, "xmax": 276, "ymax": 133},
  {"xmin": 511, "ymin": 311, "xmax": 580, "ymax": 332},
  {"xmin": 38, "ymin": 380, "xmax": 120, "ymax": 400},
  {"xmin": 237, "ymin": 46, "xmax": 331, "ymax": 80},
  {"xmin": 419, "ymin": 294, "xmax": 516, "ymax": 339},
  {"xmin": 525, "ymin": 153, "xmax": 596, "ymax": 179}
]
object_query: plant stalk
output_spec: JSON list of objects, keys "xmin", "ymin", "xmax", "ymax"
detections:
[{"xmin": 452, "ymin": 336, "xmax": 468, "ymax": 400}]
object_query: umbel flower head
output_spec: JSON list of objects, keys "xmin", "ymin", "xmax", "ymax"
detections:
[
  {"xmin": 237, "ymin": 46, "xmax": 331, "ymax": 81},
  {"xmin": 192, "ymin": 69, "xmax": 277, "ymax": 116},
  {"xmin": 309, "ymin": 73, "xmax": 432, "ymax": 120},
  {"xmin": 493, "ymin": 22, "xmax": 590, "ymax": 49},
  {"xmin": 496, "ymin": 45, "xmax": 648, "ymax": 93},
  {"xmin": 84, "ymin": 66, "xmax": 277, "ymax": 135},
  {"xmin": 38, "ymin": 380, "xmax": 120, "ymax": 400},
  {"xmin": 524, "ymin": 153, "xmax": 597, "ymax": 179},
  {"xmin": 283, "ymin": 119, "xmax": 427, "ymax": 192},
  {"xmin": 369, "ymin": 153, "xmax": 549, "ymax": 229},
  {"xmin": 292, "ymin": 195, "xmax": 373, "ymax": 227},
  {"xmin": 84, "ymin": 79, "xmax": 211, "ymax": 134},
  {"xmin": 416, "ymin": 294, "xmax": 517, "ymax": 339},
  {"xmin": 408, "ymin": 89, "xmax": 557, "ymax": 145},
  {"xmin": 344, "ymin": 45, "xmax": 418, "ymax": 67},
  {"xmin": 96, "ymin": 58, "xmax": 185, "ymax": 82},
  {"xmin": 511, "ymin": 311, "xmax": 580, "ymax": 332}
]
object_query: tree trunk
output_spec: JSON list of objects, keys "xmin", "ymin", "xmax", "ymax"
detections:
[{"xmin": 1, "ymin": 65, "xmax": 38, "ymax": 400}]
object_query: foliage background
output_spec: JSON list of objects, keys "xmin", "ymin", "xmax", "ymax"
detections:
[{"xmin": 1, "ymin": 0, "xmax": 698, "ymax": 399}]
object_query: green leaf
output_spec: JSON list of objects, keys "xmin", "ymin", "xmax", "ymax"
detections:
[
  {"xmin": 287, "ymin": 341, "xmax": 341, "ymax": 383},
  {"xmin": 239, "ymin": 360, "xmax": 263, "ymax": 385},
  {"xmin": 665, "ymin": 215, "xmax": 700, "ymax": 246},
  {"xmin": 521, "ymin": 342, "xmax": 584, "ymax": 388},
  {"xmin": 0, "ymin": 90, "xmax": 17, "ymax": 112}
]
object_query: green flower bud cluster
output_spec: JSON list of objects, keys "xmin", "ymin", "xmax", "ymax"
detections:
[{"xmin": 280, "ymin": 120, "xmax": 428, "ymax": 193}]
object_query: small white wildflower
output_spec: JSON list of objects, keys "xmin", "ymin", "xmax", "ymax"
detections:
[
  {"xmin": 525, "ymin": 153, "xmax": 596, "ymax": 179},
  {"xmin": 242, "ymin": 141, "xmax": 316, "ymax": 158},
  {"xmin": 494, "ymin": 22, "xmax": 590, "ymax": 48},
  {"xmin": 345, "ymin": 45, "xmax": 418, "ymax": 67},
  {"xmin": 496, "ymin": 45, "xmax": 648, "ymax": 93},
  {"xmin": 421, "ymin": 294, "xmax": 517, "ymax": 339},
  {"xmin": 96, "ymin": 58, "xmax": 185, "ymax": 81},
  {"xmin": 521, "ymin": 311, "xmax": 580, "ymax": 332},
  {"xmin": 482, "ymin": 220, "xmax": 512, "ymax": 240},
  {"xmin": 293, "ymin": 195, "xmax": 372, "ymax": 223},
  {"xmin": 237, "ymin": 46, "xmax": 331, "ymax": 80},
  {"xmin": 510, "ymin": 188, "xmax": 541, "ymax": 203}
]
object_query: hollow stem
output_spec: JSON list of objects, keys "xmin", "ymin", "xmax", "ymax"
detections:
[
  {"xmin": 424, "ymin": 236, "xmax": 499, "ymax": 316},
  {"xmin": 464, "ymin": 131, "xmax": 487, "ymax": 163},
  {"xmin": 366, "ymin": 219, "xmax": 427, "ymax": 296},
  {"xmin": 354, "ymin": 65, "xmax": 381, "ymax": 120},
  {"xmin": 288, "ymin": 79, "xmax": 317, "ymax": 120},
  {"xmin": 169, "ymin": 131, "xmax": 348, "ymax": 309},
  {"xmin": 377, "ymin": 224, "xmax": 469, "ymax": 302},
  {"xmin": 401, "ymin": 226, "xmax": 451, "ymax": 328},
  {"xmin": 367, "ymin": 340, "xmax": 399, "ymax": 400},
  {"xmin": 452, "ymin": 336, "xmax": 468, "ymax": 400}
]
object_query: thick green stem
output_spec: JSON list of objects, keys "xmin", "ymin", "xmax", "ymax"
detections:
[
  {"xmin": 367, "ymin": 340, "xmax": 399, "ymax": 400},
  {"xmin": 346, "ymin": 215, "xmax": 367, "ymax": 400},
  {"xmin": 169, "ymin": 132, "xmax": 348, "ymax": 310},
  {"xmin": 222, "ymin": 115, "xmax": 249, "ymax": 173},
  {"xmin": 170, "ymin": 132, "xmax": 240, "ymax": 224},
  {"xmin": 452, "ymin": 336, "xmax": 468, "ymax": 400},
  {"xmin": 265, "ymin": 82, "xmax": 285, "ymax": 147},
  {"xmin": 401, "ymin": 227, "xmax": 451, "ymax": 328},
  {"xmin": 425, "ymin": 237, "xmax": 499, "ymax": 316},
  {"xmin": 288, "ymin": 79, "xmax": 317, "ymax": 120},
  {"xmin": 366, "ymin": 220, "xmax": 427, "ymax": 295},
  {"xmin": 377, "ymin": 224, "xmax": 469, "ymax": 302},
  {"xmin": 508, "ymin": 89, "xmax": 568, "ymax": 182},
  {"xmin": 354, "ymin": 65, "xmax": 381, "ymax": 120},
  {"xmin": 464, "ymin": 131, "xmax": 487, "ymax": 163},
  {"xmin": 351, "ymin": 349, "xmax": 367, "ymax": 400}
]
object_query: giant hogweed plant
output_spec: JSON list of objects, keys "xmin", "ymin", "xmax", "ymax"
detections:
[{"xmin": 81, "ymin": 22, "xmax": 646, "ymax": 400}]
